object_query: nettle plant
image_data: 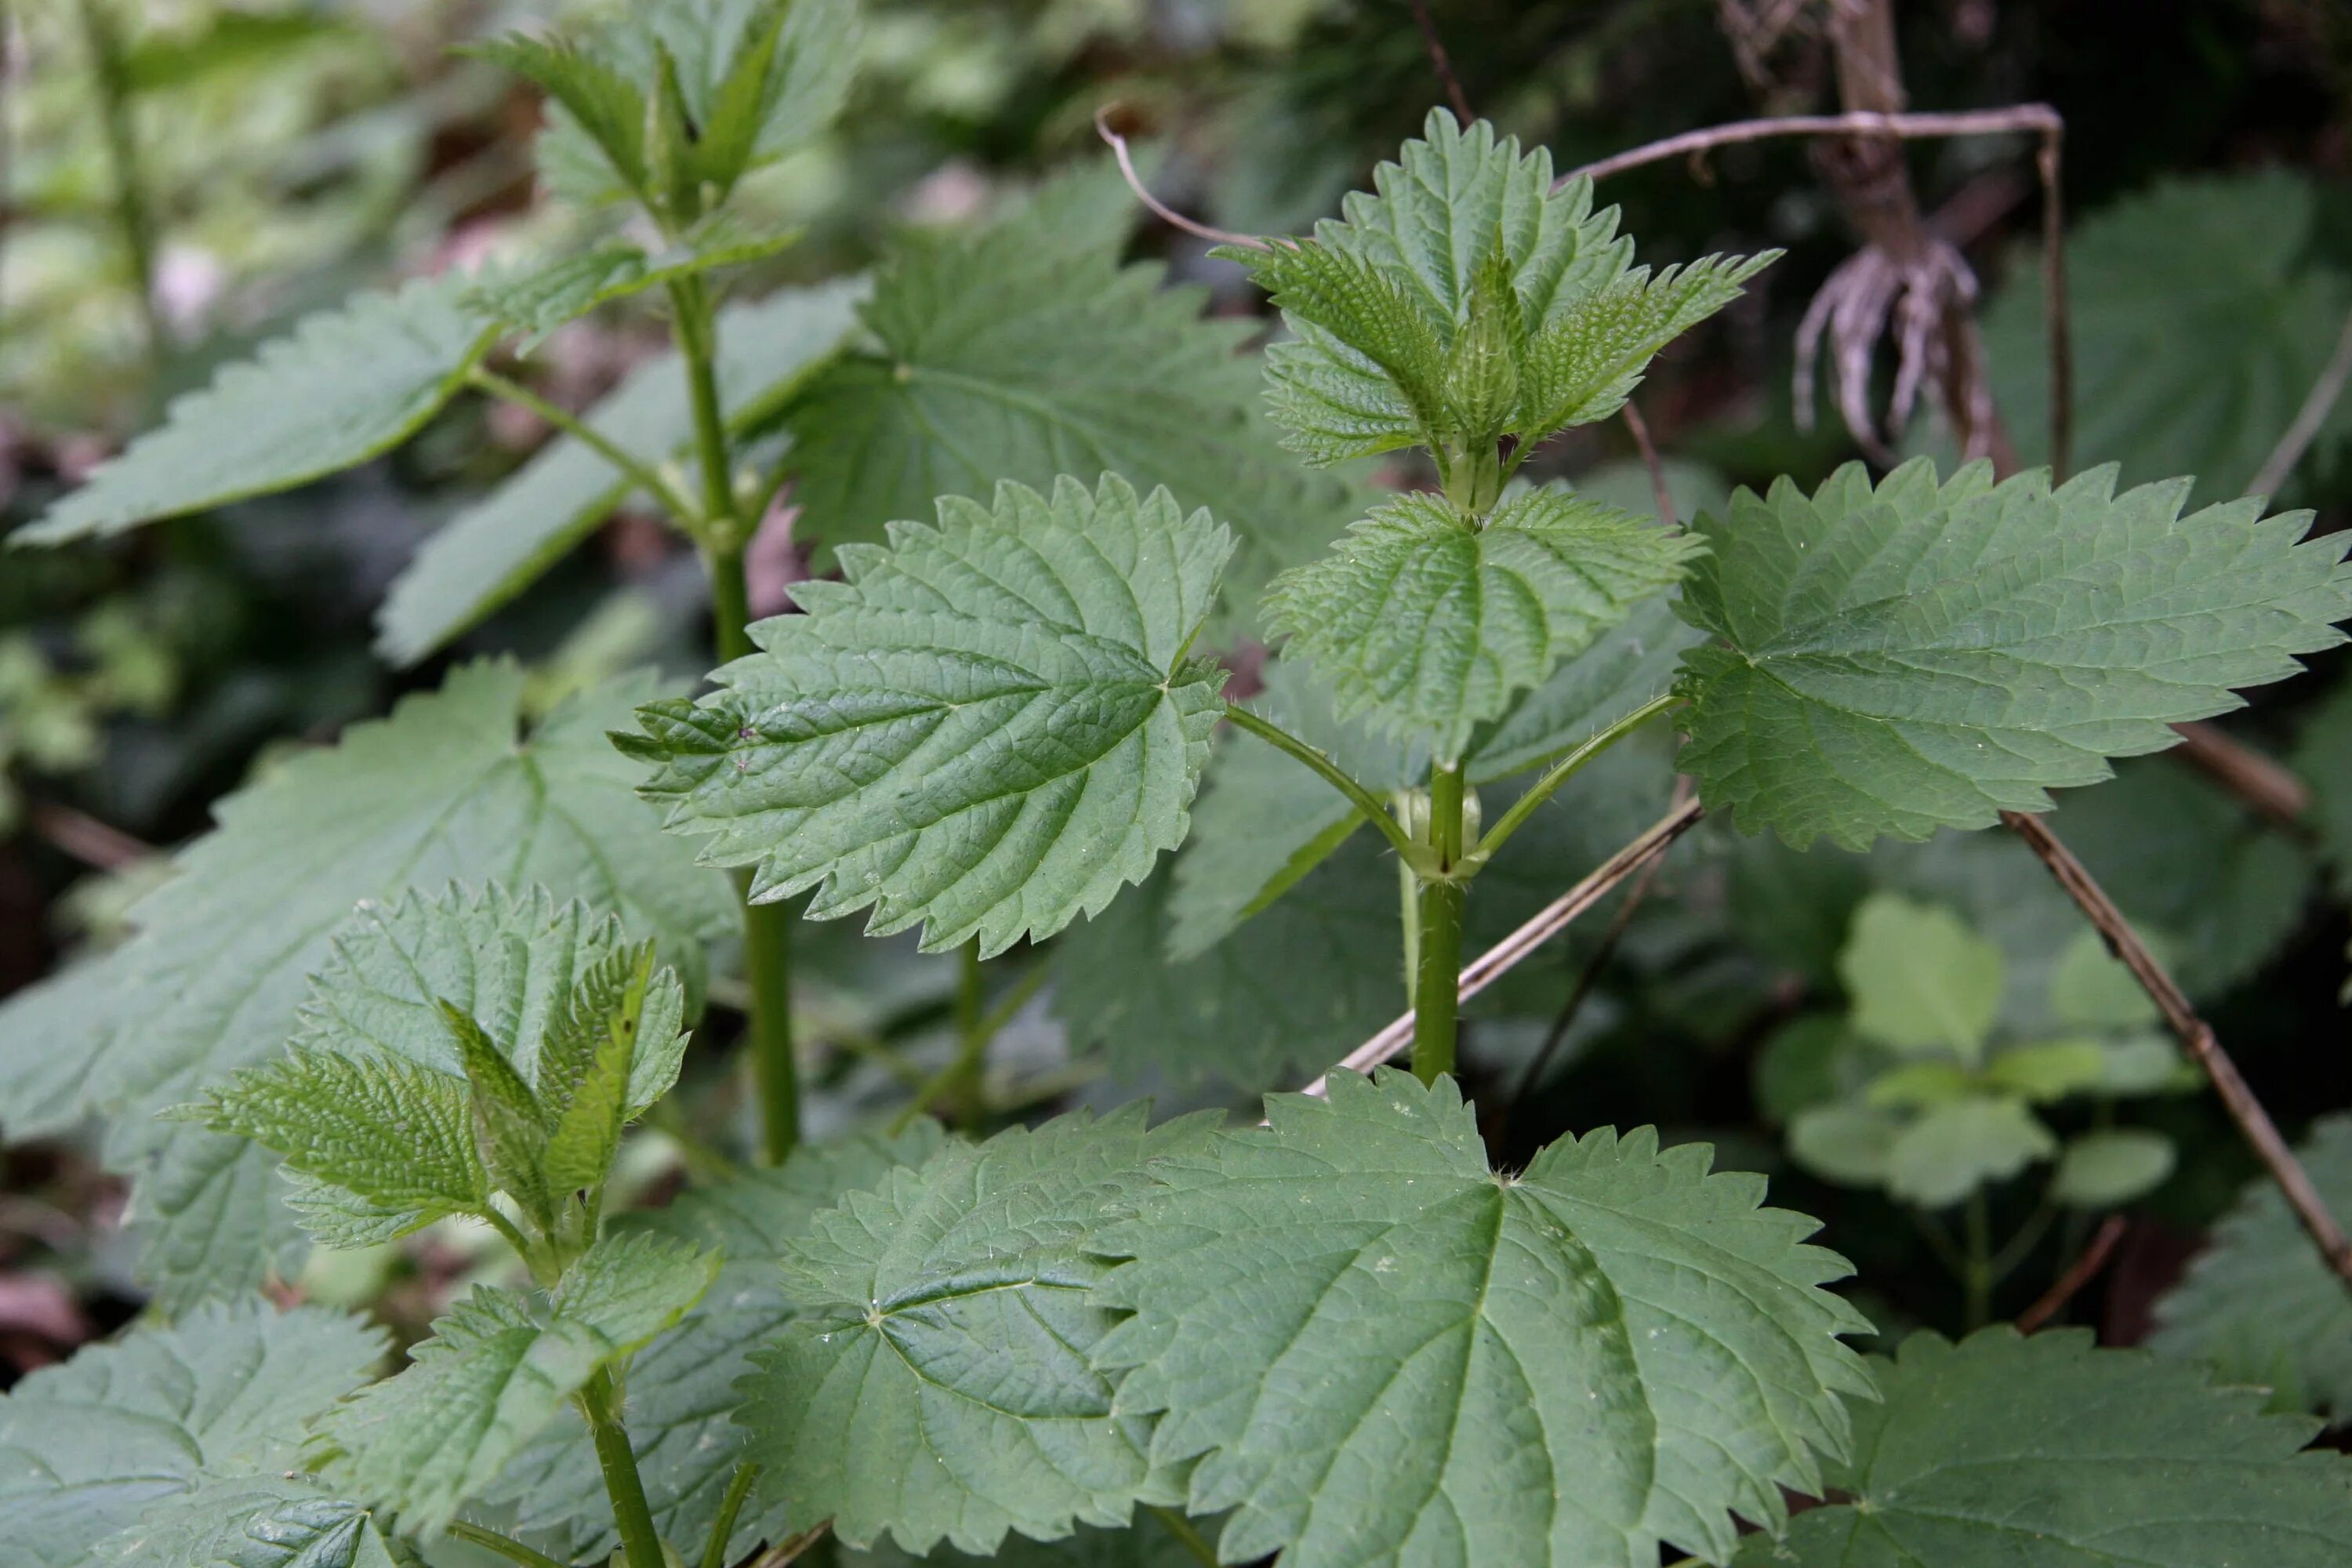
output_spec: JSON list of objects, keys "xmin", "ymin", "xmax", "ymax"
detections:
[{"xmin": 13, "ymin": 3, "xmax": 2352, "ymax": 1565}]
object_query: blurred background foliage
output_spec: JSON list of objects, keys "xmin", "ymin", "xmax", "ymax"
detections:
[{"xmin": 8, "ymin": 0, "xmax": 2352, "ymax": 1409}]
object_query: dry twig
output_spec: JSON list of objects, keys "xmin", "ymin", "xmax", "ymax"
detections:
[
  {"xmin": 2002, "ymin": 808, "xmax": 2352, "ymax": 1294},
  {"xmin": 2017, "ymin": 1214, "xmax": 2128, "ymax": 1334},
  {"xmin": 1621, "ymin": 401, "xmax": 1676, "ymax": 527},
  {"xmin": 1301, "ymin": 797, "xmax": 1706, "ymax": 1096},
  {"xmin": 2250, "ymin": 299, "xmax": 2352, "ymax": 499},
  {"xmin": 1091, "ymin": 107, "xmax": 1267, "ymax": 252},
  {"xmin": 1406, "ymin": 0, "xmax": 1474, "ymax": 126}
]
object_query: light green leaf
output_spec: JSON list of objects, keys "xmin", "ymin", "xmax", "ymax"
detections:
[
  {"xmin": 535, "ymin": 0, "xmax": 859, "ymax": 208},
  {"xmin": 739, "ymin": 1107, "xmax": 1214, "ymax": 1556},
  {"xmin": 1675, "ymin": 458, "xmax": 2352, "ymax": 850},
  {"xmin": 1982, "ymin": 1039, "xmax": 2109, "ymax": 1102},
  {"xmin": 17, "ymin": 273, "xmax": 498, "ymax": 545},
  {"xmin": 1884, "ymin": 1096, "xmax": 2055, "ymax": 1207},
  {"xmin": 315, "ymin": 1233, "xmax": 716, "ymax": 1534},
  {"xmin": 180, "ymin": 1047, "xmax": 486, "ymax": 1243},
  {"xmin": 623, "ymin": 474, "xmax": 1232, "ymax": 956},
  {"xmin": 0, "ymin": 662, "xmax": 731, "ymax": 1308},
  {"xmin": 466, "ymin": 220, "xmax": 797, "ymax": 347},
  {"xmin": 441, "ymin": 1001, "xmax": 556, "ymax": 1231},
  {"xmin": 779, "ymin": 164, "xmax": 1363, "ymax": 621},
  {"xmin": 377, "ymin": 277, "xmax": 869, "ymax": 666},
  {"xmin": 2053, "ymin": 1128, "xmax": 2175, "ymax": 1207},
  {"xmin": 539, "ymin": 945, "xmax": 660, "ymax": 1196},
  {"xmin": 2049, "ymin": 926, "xmax": 2161, "ymax": 1029},
  {"xmin": 0, "ymin": 1301, "xmax": 385, "ymax": 1568},
  {"xmin": 1755, "ymin": 1014, "xmax": 1885, "ymax": 1124},
  {"xmin": 1862, "ymin": 1060, "xmax": 1977, "ymax": 1109},
  {"xmin": 1838, "ymin": 894, "xmax": 2004, "ymax": 1063},
  {"xmin": 1264, "ymin": 487, "xmax": 1697, "ymax": 760},
  {"xmin": 97, "ymin": 1474, "xmax": 405, "ymax": 1568},
  {"xmin": 2153, "ymin": 1113, "xmax": 2352, "ymax": 1416},
  {"xmin": 1734, "ymin": 1327, "xmax": 2352, "ymax": 1567},
  {"xmin": 1788, "ymin": 1102, "xmax": 1903, "ymax": 1188},
  {"xmin": 1094, "ymin": 1070, "xmax": 1871, "ymax": 1568},
  {"xmin": 492, "ymin": 1124, "xmax": 949, "ymax": 1562},
  {"xmin": 1984, "ymin": 170, "xmax": 2352, "ymax": 505}
]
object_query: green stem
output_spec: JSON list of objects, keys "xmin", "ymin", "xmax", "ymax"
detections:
[
  {"xmin": 702, "ymin": 1462, "xmax": 761, "ymax": 1568},
  {"xmin": 446, "ymin": 1522, "xmax": 571, "ymax": 1568},
  {"xmin": 75, "ymin": 0, "xmax": 163, "ymax": 362},
  {"xmin": 1466, "ymin": 693, "xmax": 1677, "ymax": 869},
  {"xmin": 1963, "ymin": 1189, "xmax": 1994, "ymax": 1330},
  {"xmin": 891, "ymin": 958, "xmax": 1051, "ymax": 1136},
  {"xmin": 1411, "ymin": 764, "xmax": 1468, "ymax": 1083},
  {"xmin": 1149, "ymin": 1506, "xmax": 1221, "ymax": 1567},
  {"xmin": 667, "ymin": 273, "xmax": 801, "ymax": 1167},
  {"xmin": 579, "ymin": 1367, "xmax": 668, "ymax": 1568},
  {"xmin": 945, "ymin": 938, "xmax": 987, "ymax": 1130},
  {"xmin": 1223, "ymin": 703, "xmax": 1423, "ymax": 864},
  {"xmin": 469, "ymin": 367, "xmax": 698, "ymax": 522}
]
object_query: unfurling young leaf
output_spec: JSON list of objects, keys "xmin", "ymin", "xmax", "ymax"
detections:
[
  {"xmin": 1675, "ymin": 458, "xmax": 2352, "ymax": 850},
  {"xmin": 313, "ymin": 1232, "xmax": 717, "ymax": 1535},
  {"xmin": 1261, "ymin": 486, "xmax": 1698, "ymax": 760},
  {"xmin": 1734, "ymin": 1328, "xmax": 2352, "ymax": 1566},
  {"xmin": 463, "ymin": 217, "xmax": 799, "ymax": 349},
  {"xmin": 462, "ymin": 31, "xmax": 650, "ymax": 198},
  {"xmin": 739, "ymin": 1106, "xmax": 1214, "ymax": 1555},
  {"xmin": 1093, "ymin": 1070, "xmax": 1872, "ymax": 1568},
  {"xmin": 622, "ymin": 473, "xmax": 1233, "ymax": 956},
  {"xmin": 441, "ymin": 1000, "xmax": 557, "ymax": 1232}
]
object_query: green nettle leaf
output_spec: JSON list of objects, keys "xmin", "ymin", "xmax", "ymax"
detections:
[
  {"xmin": 739, "ymin": 1106, "xmax": 1214, "ymax": 1555},
  {"xmin": 1167, "ymin": 593, "xmax": 1700, "ymax": 959},
  {"xmin": 492, "ymin": 1123, "xmax": 949, "ymax": 1563},
  {"xmin": 16, "ymin": 273, "xmax": 499, "ymax": 545},
  {"xmin": 1836, "ymin": 894, "xmax": 2003, "ymax": 1064},
  {"xmin": 779, "ymin": 165, "xmax": 1363, "ymax": 619},
  {"xmin": 623, "ymin": 474, "xmax": 1232, "ymax": 956},
  {"xmin": 465, "ymin": 219, "xmax": 798, "ymax": 347},
  {"xmin": 99, "ymin": 1475, "xmax": 405, "ymax": 1568},
  {"xmin": 1264, "ymin": 488, "xmax": 1698, "ymax": 760},
  {"xmin": 1094, "ymin": 1071, "xmax": 1872, "ymax": 1568},
  {"xmin": 2152, "ymin": 1113, "xmax": 2352, "ymax": 1417},
  {"xmin": 0, "ymin": 662, "xmax": 731, "ymax": 1307},
  {"xmin": 315, "ymin": 1232, "xmax": 717, "ymax": 1534},
  {"xmin": 1221, "ymin": 109, "xmax": 1764, "ymax": 465},
  {"xmin": 1675, "ymin": 458, "xmax": 2352, "ymax": 850},
  {"xmin": 180, "ymin": 1047, "xmax": 488, "ymax": 1243},
  {"xmin": 844, "ymin": 1518, "xmax": 1208, "ymax": 1568},
  {"xmin": 1735, "ymin": 1328, "xmax": 2352, "ymax": 1566},
  {"xmin": 539, "ymin": 945, "xmax": 659, "ymax": 1195},
  {"xmin": 1984, "ymin": 170, "xmax": 2352, "ymax": 504},
  {"xmin": 0, "ymin": 1301, "xmax": 385, "ymax": 1568},
  {"xmin": 378, "ymin": 277, "xmax": 869, "ymax": 665},
  {"xmin": 465, "ymin": 31, "xmax": 649, "ymax": 197},
  {"xmin": 535, "ymin": 0, "xmax": 860, "ymax": 209},
  {"xmin": 442, "ymin": 1001, "xmax": 558, "ymax": 1229}
]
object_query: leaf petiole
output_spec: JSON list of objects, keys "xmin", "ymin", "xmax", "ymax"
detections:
[
  {"xmin": 1221, "ymin": 703, "xmax": 1428, "ymax": 869},
  {"xmin": 447, "ymin": 1521, "xmax": 572, "ymax": 1568},
  {"xmin": 466, "ymin": 365, "xmax": 701, "ymax": 525},
  {"xmin": 702, "ymin": 1461, "xmax": 762, "ymax": 1568},
  {"xmin": 1462, "ymin": 691, "xmax": 1679, "ymax": 871}
]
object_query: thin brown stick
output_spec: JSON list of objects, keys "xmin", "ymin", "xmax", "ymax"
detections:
[
  {"xmin": 2168, "ymin": 720, "xmax": 2310, "ymax": 834},
  {"xmin": 2001, "ymin": 808, "xmax": 2352, "ymax": 1293},
  {"xmin": 1622, "ymin": 401, "xmax": 1676, "ymax": 528},
  {"xmin": 1559, "ymin": 105, "xmax": 2063, "ymax": 188},
  {"xmin": 1502, "ymin": 829, "xmax": 1672, "ymax": 1119},
  {"xmin": 2017, "ymin": 1214, "xmax": 2127, "ymax": 1334},
  {"xmin": 735, "ymin": 1521, "xmax": 830, "ymax": 1568},
  {"xmin": 1300, "ymin": 797, "xmax": 1706, "ymax": 1097},
  {"xmin": 2250, "ymin": 300, "xmax": 2352, "ymax": 499},
  {"xmin": 1092, "ymin": 107, "xmax": 1268, "ymax": 252},
  {"xmin": 30, "ymin": 802, "xmax": 154, "ymax": 870},
  {"xmin": 1406, "ymin": 0, "xmax": 1475, "ymax": 125}
]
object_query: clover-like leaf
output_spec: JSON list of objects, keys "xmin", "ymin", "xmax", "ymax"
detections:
[
  {"xmin": 314, "ymin": 1232, "xmax": 717, "ymax": 1534},
  {"xmin": 0, "ymin": 662, "xmax": 731, "ymax": 1306},
  {"xmin": 739, "ymin": 1106, "xmax": 1216, "ymax": 1556},
  {"xmin": 2153, "ymin": 1112, "xmax": 2352, "ymax": 1417},
  {"xmin": 1264, "ymin": 486, "xmax": 1697, "ymax": 760},
  {"xmin": 1735, "ymin": 1328, "xmax": 2352, "ymax": 1567},
  {"xmin": 1675, "ymin": 458, "xmax": 2352, "ymax": 850},
  {"xmin": 493, "ymin": 1123, "xmax": 949, "ymax": 1562},
  {"xmin": 623, "ymin": 474, "xmax": 1232, "ymax": 956},
  {"xmin": 0, "ymin": 1301, "xmax": 385, "ymax": 1568},
  {"xmin": 378, "ymin": 277, "xmax": 868, "ymax": 665},
  {"xmin": 780, "ymin": 163, "xmax": 1363, "ymax": 621},
  {"xmin": 16, "ymin": 273, "xmax": 498, "ymax": 545},
  {"xmin": 1094, "ymin": 1070, "xmax": 1872, "ymax": 1568},
  {"xmin": 1837, "ymin": 893, "xmax": 2004, "ymax": 1064}
]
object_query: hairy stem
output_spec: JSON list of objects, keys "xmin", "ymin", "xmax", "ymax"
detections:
[
  {"xmin": 468, "ymin": 368, "xmax": 699, "ymax": 522},
  {"xmin": 580, "ymin": 1367, "xmax": 667, "ymax": 1568},
  {"xmin": 446, "ymin": 1522, "xmax": 571, "ymax": 1568},
  {"xmin": 891, "ymin": 960, "xmax": 1052, "ymax": 1135},
  {"xmin": 1149, "ymin": 1506, "xmax": 1222, "ymax": 1568},
  {"xmin": 1962, "ymin": 1189, "xmax": 1993, "ymax": 1330},
  {"xmin": 1410, "ymin": 764, "xmax": 1468, "ymax": 1083},
  {"xmin": 1468, "ymin": 693, "xmax": 1677, "ymax": 869},
  {"xmin": 74, "ymin": 0, "xmax": 163, "ymax": 361},
  {"xmin": 944, "ymin": 938, "xmax": 988, "ymax": 1131},
  {"xmin": 702, "ymin": 1462, "xmax": 761, "ymax": 1568},
  {"xmin": 2003, "ymin": 808, "xmax": 2352, "ymax": 1294},
  {"xmin": 2017, "ymin": 1213, "xmax": 2127, "ymax": 1334},
  {"xmin": 1222, "ymin": 703, "xmax": 1424, "ymax": 863},
  {"xmin": 670, "ymin": 272, "xmax": 801, "ymax": 1165}
]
